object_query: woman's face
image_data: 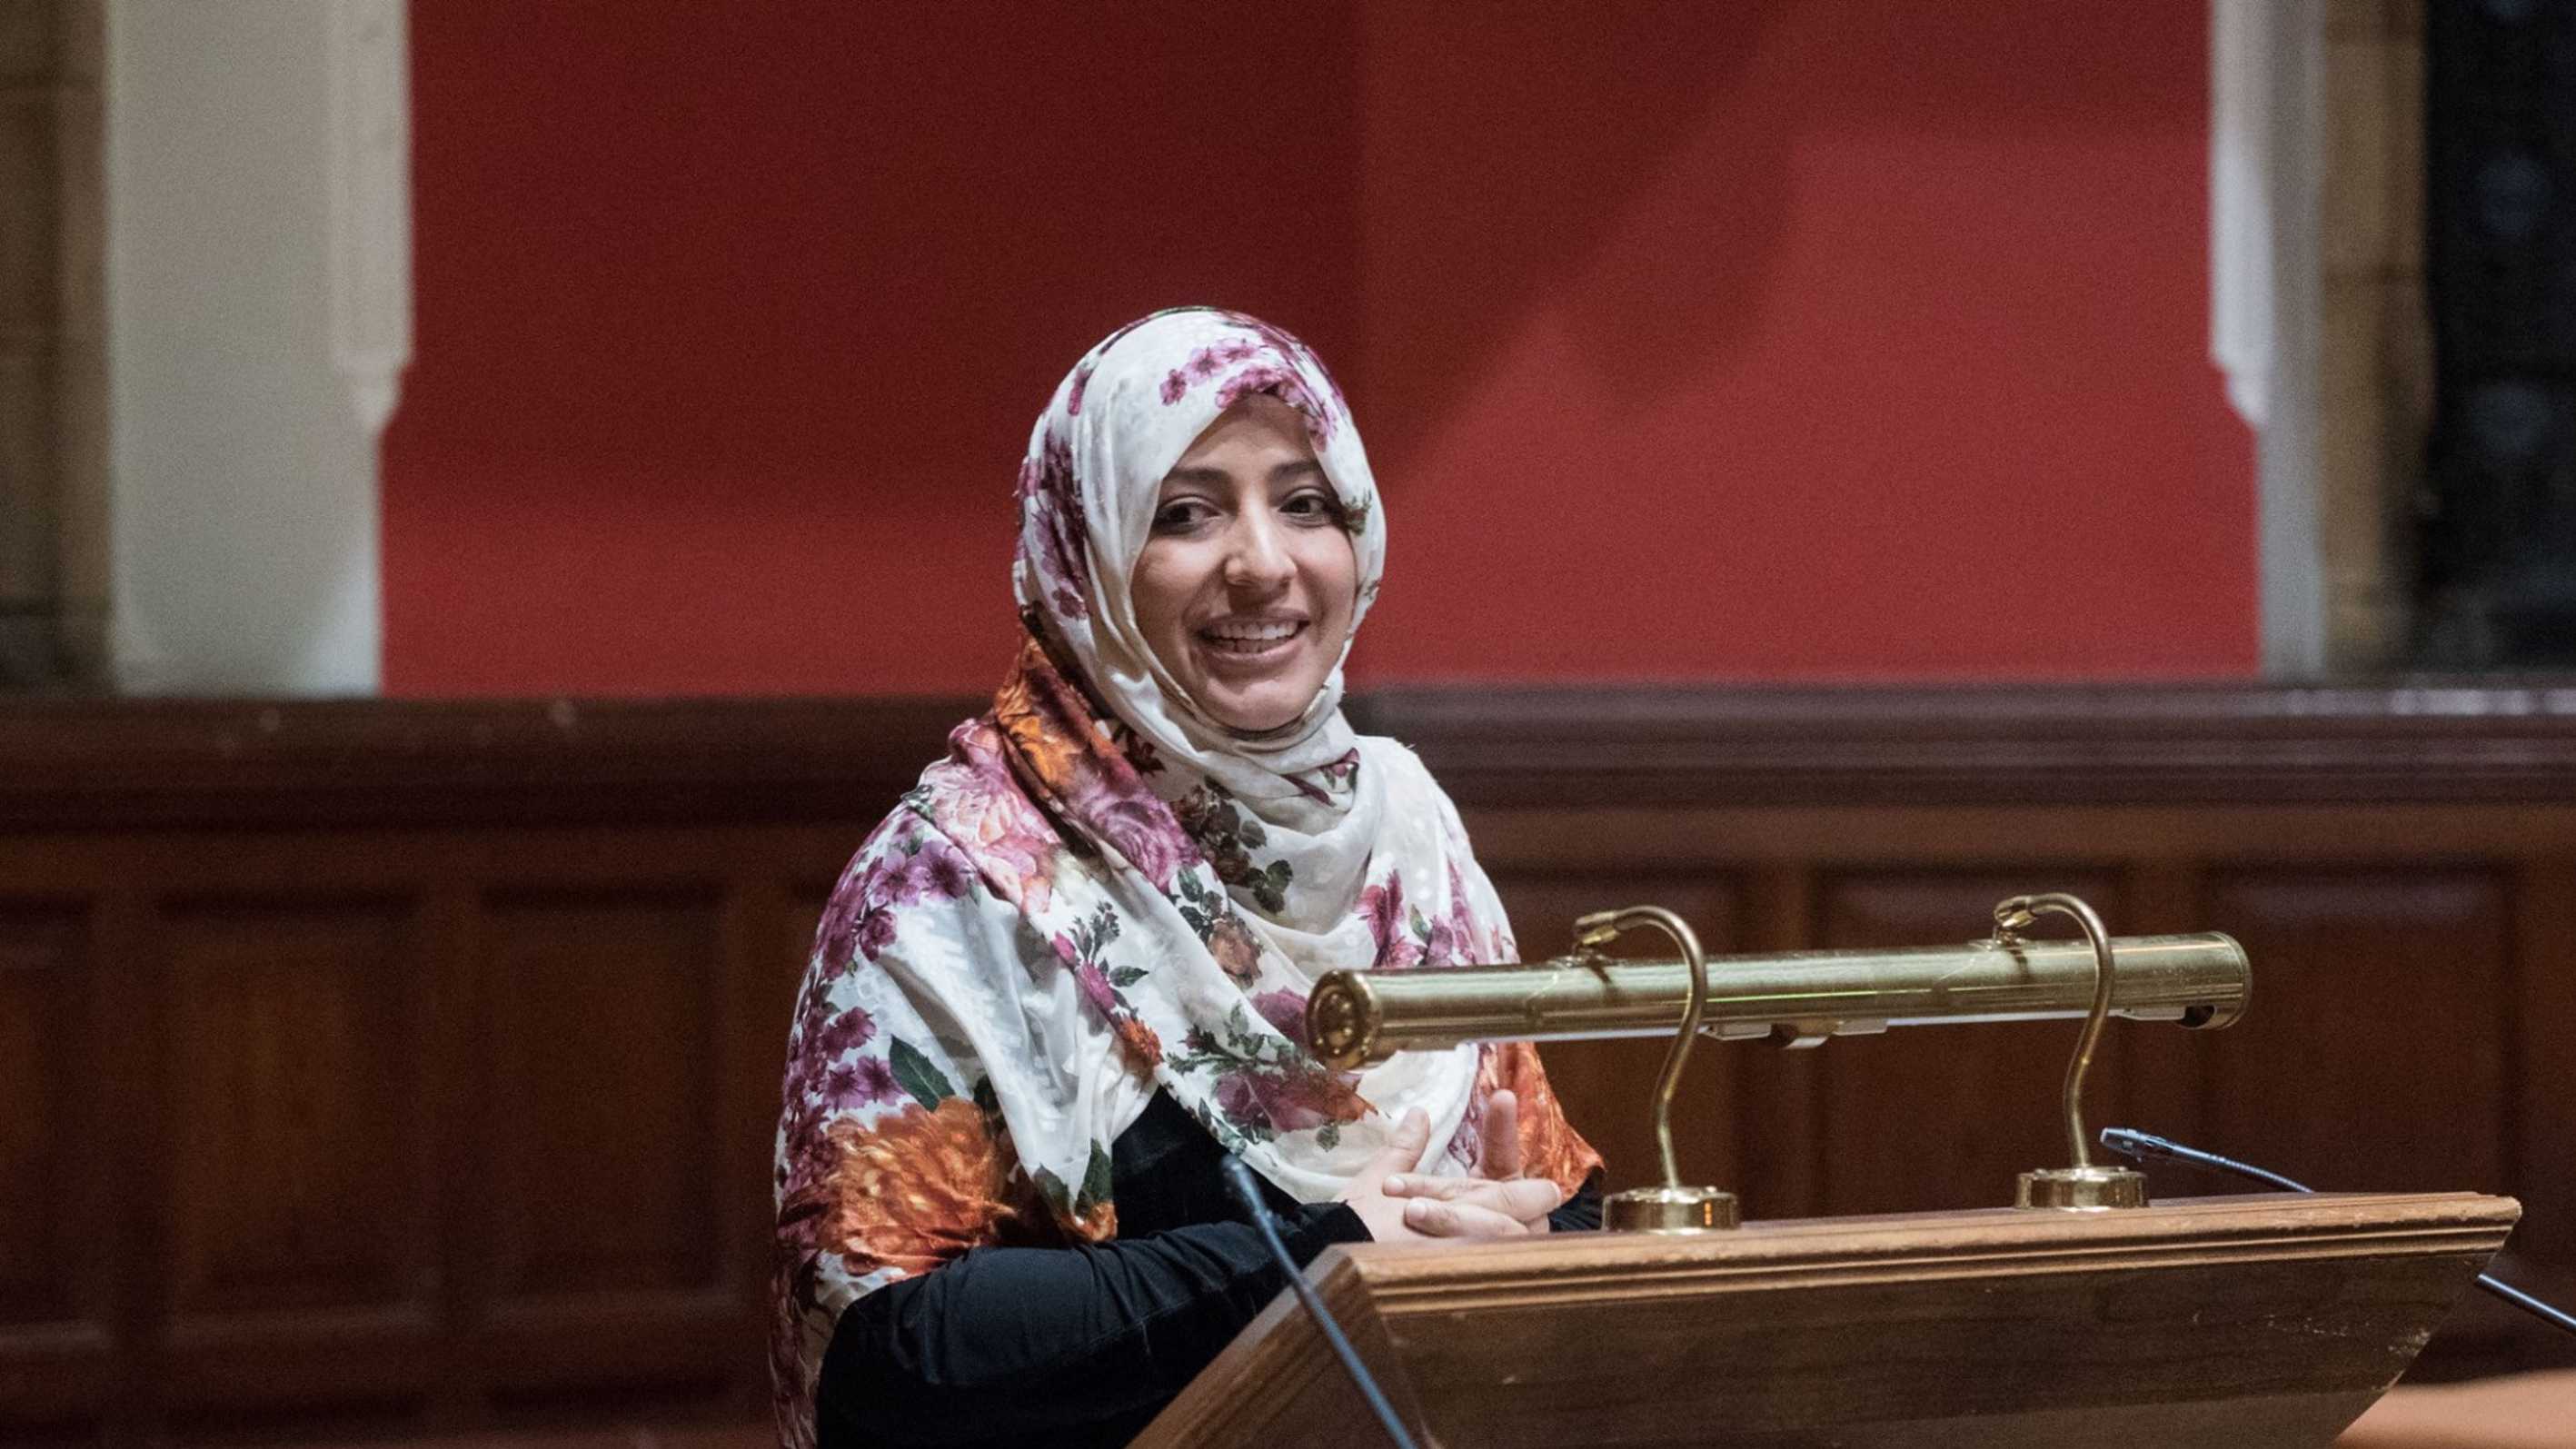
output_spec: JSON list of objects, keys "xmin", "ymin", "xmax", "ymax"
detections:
[{"xmin": 1131, "ymin": 394, "xmax": 1358, "ymax": 733}]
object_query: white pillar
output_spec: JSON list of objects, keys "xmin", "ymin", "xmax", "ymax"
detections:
[
  {"xmin": 2211, "ymin": 0, "xmax": 2327, "ymax": 677},
  {"xmin": 104, "ymin": 0, "xmax": 407, "ymax": 694}
]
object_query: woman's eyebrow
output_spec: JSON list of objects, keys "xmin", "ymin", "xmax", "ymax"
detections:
[
  {"xmin": 1160, "ymin": 465, "xmax": 1232, "ymax": 487},
  {"xmin": 1268, "ymin": 460, "xmax": 1327, "ymax": 484}
]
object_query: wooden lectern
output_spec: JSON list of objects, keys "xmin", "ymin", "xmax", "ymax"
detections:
[
  {"xmin": 1152, "ymin": 903, "xmax": 2529, "ymax": 1445},
  {"xmin": 1135, "ymin": 1190, "xmax": 2520, "ymax": 1448}
]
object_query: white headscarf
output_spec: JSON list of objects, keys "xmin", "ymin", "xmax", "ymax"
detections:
[
  {"xmin": 1014, "ymin": 307, "xmax": 1384, "ymax": 799},
  {"xmin": 1002, "ymin": 306, "xmax": 1486, "ymax": 1196}
]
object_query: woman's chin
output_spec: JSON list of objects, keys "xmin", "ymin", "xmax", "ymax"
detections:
[
  {"xmin": 1198, "ymin": 679, "xmax": 1321, "ymax": 735},
  {"xmin": 1185, "ymin": 641, "xmax": 1329, "ymax": 734},
  {"xmin": 1206, "ymin": 699, "xmax": 1305, "ymax": 734}
]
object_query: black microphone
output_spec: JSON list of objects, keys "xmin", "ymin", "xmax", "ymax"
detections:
[
  {"xmin": 2101, "ymin": 1126, "xmax": 2576, "ymax": 1338},
  {"xmin": 1219, "ymin": 1155, "xmax": 1422, "ymax": 1449}
]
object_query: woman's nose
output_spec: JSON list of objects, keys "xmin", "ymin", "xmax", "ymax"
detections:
[{"xmin": 1221, "ymin": 511, "xmax": 1295, "ymax": 591}]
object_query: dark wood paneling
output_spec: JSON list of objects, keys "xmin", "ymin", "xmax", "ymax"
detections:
[
  {"xmin": 0, "ymin": 901, "xmax": 110, "ymax": 1439},
  {"xmin": 0, "ymin": 905, "xmax": 85, "ymax": 1328},
  {"xmin": 1810, "ymin": 868, "xmax": 2130, "ymax": 1216},
  {"xmin": 785, "ymin": 889, "xmax": 831, "ymax": 974},
  {"xmin": 161, "ymin": 900, "xmax": 424, "ymax": 1320},
  {"xmin": 721, "ymin": 878, "xmax": 806, "ymax": 1421},
  {"xmin": 2196, "ymin": 868, "xmax": 2512, "ymax": 1196},
  {"xmin": 2514, "ymin": 858, "xmax": 2576, "ymax": 1268},
  {"xmin": 484, "ymin": 892, "xmax": 724, "ymax": 1304},
  {"xmin": 1, "ymin": 687, "xmax": 2571, "ymax": 1441}
]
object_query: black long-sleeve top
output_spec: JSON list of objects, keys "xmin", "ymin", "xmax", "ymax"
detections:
[{"xmin": 815, "ymin": 1091, "xmax": 1603, "ymax": 1449}]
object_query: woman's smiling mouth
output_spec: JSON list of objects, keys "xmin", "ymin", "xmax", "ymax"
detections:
[{"xmin": 1197, "ymin": 617, "xmax": 1308, "ymax": 660}]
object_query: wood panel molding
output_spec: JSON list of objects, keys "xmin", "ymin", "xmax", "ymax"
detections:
[
  {"xmin": 3, "ymin": 681, "xmax": 2576, "ymax": 829},
  {"xmin": 0, "ymin": 696, "xmax": 980, "ymax": 829},
  {"xmin": 1359, "ymin": 681, "xmax": 2576, "ymax": 806}
]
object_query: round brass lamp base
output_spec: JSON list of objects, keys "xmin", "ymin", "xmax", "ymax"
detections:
[
  {"xmin": 2016, "ymin": 1166, "xmax": 2149, "ymax": 1211},
  {"xmin": 1604, "ymin": 1185, "xmax": 1741, "ymax": 1233}
]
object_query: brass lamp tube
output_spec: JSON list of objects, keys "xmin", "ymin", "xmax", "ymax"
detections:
[{"xmin": 1306, "ymin": 933, "xmax": 2245, "ymax": 1070}]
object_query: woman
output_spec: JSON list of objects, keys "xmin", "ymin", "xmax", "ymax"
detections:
[{"xmin": 772, "ymin": 309, "xmax": 1601, "ymax": 1449}]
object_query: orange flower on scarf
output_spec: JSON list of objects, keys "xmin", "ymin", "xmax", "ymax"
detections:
[
  {"xmin": 811, "ymin": 1099, "xmax": 1031, "ymax": 1276},
  {"xmin": 994, "ymin": 642, "xmax": 1100, "ymax": 806},
  {"xmin": 1489, "ymin": 1042, "xmax": 1605, "ymax": 1197},
  {"xmin": 934, "ymin": 721, "xmax": 1063, "ymax": 915},
  {"xmin": 1111, "ymin": 1017, "xmax": 1166, "ymax": 1073},
  {"xmin": 1063, "ymin": 1193, "xmax": 1116, "ymax": 1242},
  {"xmin": 994, "ymin": 638, "xmax": 1198, "ymax": 890}
]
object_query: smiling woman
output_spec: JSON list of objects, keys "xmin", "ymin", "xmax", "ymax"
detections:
[
  {"xmin": 770, "ymin": 310, "xmax": 1601, "ymax": 1449},
  {"xmin": 1132, "ymin": 394, "xmax": 1361, "ymax": 735}
]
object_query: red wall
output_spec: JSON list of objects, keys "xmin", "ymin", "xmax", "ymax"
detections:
[{"xmin": 384, "ymin": 2, "xmax": 2254, "ymax": 697}]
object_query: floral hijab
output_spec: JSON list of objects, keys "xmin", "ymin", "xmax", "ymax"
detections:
[{"xmin": 771, "ymin": 310, "xmax": 1598, "ymax": 1448}]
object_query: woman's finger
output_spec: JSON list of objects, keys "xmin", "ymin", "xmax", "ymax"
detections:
[
  {"xmin": 1383, "ymin": 1174, "xmax": 1562, "ymax": 1219},
  {"xmin": 1339, "ymin": 1107, "xmax": 1433, "ymax": 1201},
  {"xmin": 1400, "ymin": 1196, "xmax": 1533, "ymax": 1238},
  {"xmin": 1379, "ymin": 1173, "xmax": 1485, "ymax": 1200},
  {"xmin": 1363, "ymin": 1107, "xmax": 1432, "ymax": 1177},
  {"xmin": 1479, "ymin": 1089, "xmax": 1523, "ymax": 1179},
  {"xmin": 1384, "ymin": 1107, "xmax": 1432, "ymax": 1172},
  {"xmin": 1481, "ymin": 1176, "xmax": 1564, "ymax": 1221}
]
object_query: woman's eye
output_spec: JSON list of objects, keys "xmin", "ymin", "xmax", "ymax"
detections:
[
  {"xmin": 1152, "ymin": 501, "xmax": 1214, "ymax": 532},
  {"xmin": 1282, "ymin": 490, "xmax": 1340, "ymax": 521}
]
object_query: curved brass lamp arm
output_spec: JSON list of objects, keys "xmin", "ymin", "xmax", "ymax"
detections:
[
  {"xmin": 1575, "ymin": 904, "xmax": 1707, "ymax": 1193},
  {"xmin": 1995, "ymin": 892, "xmax": 2146, "ymax": 1209},
  {"xmin": 1994, "ymin": 893, "xmax": 2114, "ymax": 1169}
]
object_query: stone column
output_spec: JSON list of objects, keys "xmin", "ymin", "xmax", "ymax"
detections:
[
  {"xmin": 2318, "ymin": 0, "xmax": 2431, "ymax": 670},
  {"xmin": 101, "ymin": 0, "xmax": 408, "ymax": 695},
  {"xmin": 2213, "ymin": 0, "xmax": 2432, "ymax": 675},
  {"xmin": 0, "ymin": 0, "xmax": 105, "ymax": 690}
]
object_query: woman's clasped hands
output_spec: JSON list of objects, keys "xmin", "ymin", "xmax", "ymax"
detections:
[{"xmin": 1336, "ymin": 1089, "xmax": 1564, "ymax": 1242}]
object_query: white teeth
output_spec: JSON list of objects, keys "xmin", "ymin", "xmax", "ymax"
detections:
[{"xmin": 1203, "ymin": 620, "xmax": 1301, "ymax": 643}]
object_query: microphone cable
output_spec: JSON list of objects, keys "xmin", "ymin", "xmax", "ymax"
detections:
[
  {"xmin": 1219, "ymin": 1154, "xmax": 1422, "ymax": 1449},
  {"xmin": 2100, "ymin": 1126, "xmax": 2576, "ymax": 1338}
]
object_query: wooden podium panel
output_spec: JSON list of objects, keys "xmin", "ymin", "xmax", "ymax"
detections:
[{"xmin": 1136, "ymin": 1192, "xmax": 2520, "ymax": 1449}]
